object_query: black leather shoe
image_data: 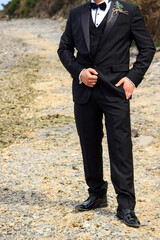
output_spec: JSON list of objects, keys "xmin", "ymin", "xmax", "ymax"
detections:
[
  {"xmin": 75, "ymin": 195, "xmax": 108, "ymax": 211},
  {"xmin": 117, "ymin": 208, "xmax": 140, "ymax": 227}
]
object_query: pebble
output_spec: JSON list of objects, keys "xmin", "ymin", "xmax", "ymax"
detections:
[
  {"xmin": 129, "ymin": 230, "xmax": 143, "ymax": 238},
  {"xmin": 134, "ymin": 135, "xmax": 155, "ymax": 146},
  {"xmin": 131, "ymin": 129, "xmax": 139, "ymax": 138}
]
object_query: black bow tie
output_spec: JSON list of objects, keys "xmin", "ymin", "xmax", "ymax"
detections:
[{"xmin": 90, "ymin": 2, "xmax": 107, "ymax": 11}]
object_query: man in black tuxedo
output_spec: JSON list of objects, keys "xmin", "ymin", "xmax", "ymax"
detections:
[{"xmin": 58, "ymin": 0, "xmax": 155, "ymax": 227}]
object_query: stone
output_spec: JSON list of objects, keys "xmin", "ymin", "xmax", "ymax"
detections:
[
  {"xmin": 138, "ymin": 197, "xmax": 146, "ymax": 202},
  {"xmin": 37, "ymin": 34, "xmax": 42, "ymax": 38},
  {"xmin": 131, "ymin": 129, "xmax": 138, "ymax": 138},
  {"xmin": 134, "ymin": 135, "xmax": 155, "ymax": 146},
  {"xmin": 129, "ymin": 230, "xmax": 143, "ymax": 238},
  {"xmin": 83, "ymin": 223, "xmax": 90, "ymax": 228}
]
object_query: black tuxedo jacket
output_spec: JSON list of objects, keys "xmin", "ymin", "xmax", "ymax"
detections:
[{"xmin": 58, "ymin": 0, "xmax": 155, "ymax": 104}]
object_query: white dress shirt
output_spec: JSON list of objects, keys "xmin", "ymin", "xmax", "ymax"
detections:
[{"xmin": 91, "ymin": 0, "xmax": 111, "ymax": 27}]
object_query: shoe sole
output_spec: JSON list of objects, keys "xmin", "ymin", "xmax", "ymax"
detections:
[
  {"xmin": 117, "ymin": 212, "xmax": 140, "ymax": 228},
  {"xmin": 75, "ymin": 202, "xmax": 108, "ymax": 211}
]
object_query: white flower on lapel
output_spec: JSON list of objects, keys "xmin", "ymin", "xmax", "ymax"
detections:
[{"xmin": 108, "ymin": 1, "xmax": 128, "ymax": 23}]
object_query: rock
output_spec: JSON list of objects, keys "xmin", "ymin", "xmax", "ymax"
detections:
[
  {"xmin": 134, "ymin": 135, "xmax": 155, "ymax": 146},
  {"xmin": 129, "ymin": 230, "xmax": 143, "ymax": 238},
  {"xmin": 138, "ymin": 197, "xmax": 146, "ymax": 202},
  {"xmin": 104, "ymin": 230, "xmax": 111, "ymax": 235},
  {"xmin": 25, "ymin": 191, "xmax": 32, "ymax": 199},
  {"xmin": 72, "ymin": 165, "xmax": 79, "ymax": 171},
  {"xmin": 97, "ymin": 229, "xmax": 111, "ymax": 237},
  {"xmin": 58, "ymin": 17, "xmax": 64, "ymax": 23},
  {"xmin": 131, "ymin": 129, "xmax": 138, "ymax": 138},
  {"xmin": 83, "ymin": 222, "xmax": 90, "ymax": 228},
  {"xmin": 37, "ymin": 34, "xmax": 42, "ymax": 38},
  {"xmin": 52, "ymin": 16, "xmax": 57, "ymax": 20}
]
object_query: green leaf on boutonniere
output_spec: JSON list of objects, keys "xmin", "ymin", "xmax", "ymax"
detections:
[
  {"xmin": 115, "ymin": 1, "xmax": 123, "ymax": 10},
  {"xmin": 108, "ymin": 1, "xmax": 128, "ymax": 23}
]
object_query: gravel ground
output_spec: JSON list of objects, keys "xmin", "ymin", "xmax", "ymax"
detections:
[{"xmin": 0, "ymin": 18, "xmax": 160, "ymax": 240}]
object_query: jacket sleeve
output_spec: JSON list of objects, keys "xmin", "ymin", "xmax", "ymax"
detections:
[
  {"xmin": 126, "ymin": 5, "xmax": 156, "ymax": 87},
  {"xmin": 57, "ymin": 10, "xmax": 84, "ymax": 81}
]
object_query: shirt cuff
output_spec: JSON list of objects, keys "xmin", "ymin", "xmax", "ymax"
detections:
[
  {"xmin": 79, "ymin": 68, "xmax": 86, "ymax": 84},
  {"xmin": 125, "ymin": 77, "xmax": 135, "ymax": 87}
]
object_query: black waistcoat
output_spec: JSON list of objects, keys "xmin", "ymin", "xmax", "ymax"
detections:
[{"xmin": 89, "ymin": 12, "xmax": 109, "ymax": 57}]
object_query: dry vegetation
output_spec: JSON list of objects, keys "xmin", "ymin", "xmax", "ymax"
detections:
[
  {"xmin": 0, "ymin": 54, "xmax": 39, "ymax": 148},
  {"xmin": 0, "ymin": 53, "xmax": 73, "ymax": 149}
]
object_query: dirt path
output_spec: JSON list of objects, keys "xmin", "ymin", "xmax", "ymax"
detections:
[{"xmin": 0, "ymin": 19, "xmax": 160, "ymax": 240}]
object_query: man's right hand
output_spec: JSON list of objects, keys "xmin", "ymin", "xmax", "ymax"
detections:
[{"xmin": 80, "ymin": 68, "xmax": 98, "ymax": 87}]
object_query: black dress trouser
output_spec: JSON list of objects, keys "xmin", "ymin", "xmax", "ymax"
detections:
[{"xmin": 74, "ymin": 83, "xmax": 136, "ymax": 210}]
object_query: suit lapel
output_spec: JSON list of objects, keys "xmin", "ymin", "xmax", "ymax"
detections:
[
  {"xmin": 81, "ymin": 2, "xmax": 90, "ymax": 52},
  {"xmin": 98, "ymin": 0, "xmax": 118, "ymax": 48},
  {"xmin": 81, "ymin": 0, "xmax": 119, "ymax": 53}
]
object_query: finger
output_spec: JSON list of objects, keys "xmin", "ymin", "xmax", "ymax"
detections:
[
  {"xmin": 126, "ymin": 95, "xmax": 130, "ymax": 100},
  {"xmin": 87, "ymin": 84, "xmax": 94, "ymax": 88},
  {"xmin": 124, "ymin": 85, "xmax": 134, "ymax": 95},
  {"xmin": 126, "ymin": 92, "xmax": 131, "ymax": 99},
  {"xmin": 115, "ymin": 79, "xmax": 124, "ymax": 87},
  {"xmin": 88, "ymin": 79, "xmax": 98, "ymax": 83},
  {"xmin": 92, "ymin": 82, "xmax": 96, "ymax": 85},
  {"xmin": 88, "ymin": 68, "xmax": 98, "ymax": 75},
  {"xmin": 88, "ymin": 83, "xmax": 96, "ymax": 87},
  {"xmin": 88, "ymin": 75, "xmax": 98, "ymax": 80},
  {"xmin": 88, "ymin": 81, "xmax": 97, "ymax": 87}
]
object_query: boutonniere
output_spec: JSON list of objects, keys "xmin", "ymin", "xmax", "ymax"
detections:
[{"xmin": 108, "ymin": 1, "xmax": 128, "ymax": 23}]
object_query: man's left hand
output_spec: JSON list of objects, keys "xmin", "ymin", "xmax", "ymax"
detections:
[{"xmin": 115, "ymin": 77, "xmax": 135, "ymax": 99}]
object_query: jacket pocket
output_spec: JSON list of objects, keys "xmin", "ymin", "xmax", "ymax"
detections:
[{"xmin": 112, "ymin": 64, "xmax": 129, "ymax": 72}]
